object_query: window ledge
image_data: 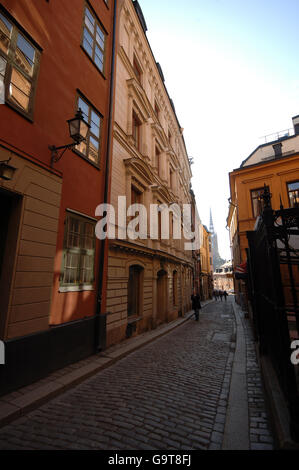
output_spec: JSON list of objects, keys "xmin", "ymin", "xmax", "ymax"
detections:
[
  {"xmin": 80, "ymin": 45, "xmax": 107, "ymax": 80},
  {"xmin": 127, "ymin": 316, "xmax": 142, "ymax": 324},
  {"xmin": 59, "ymin": 285, "xmax": 94, "ymax": 293},
  {"xmin": 72, "ymin": 148, "xmax": 101, "ymax": 170}
]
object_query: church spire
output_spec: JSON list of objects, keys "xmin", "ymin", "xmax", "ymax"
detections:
[
  {"xmin": 209, "ymin": 208, "xmax": 214, "ymax": 235},
  {"xmin": 209, "ymin": 209, "xmax": 225, "ymax": 269}
]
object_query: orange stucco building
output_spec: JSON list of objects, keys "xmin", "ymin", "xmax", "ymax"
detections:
[
  {"xmin": 0, "ymin": 0, "xmax": 116, "ymax": 395},
  {"xmin": 227, "ymin": 115, "xmax": 299, "ymax": 307}
]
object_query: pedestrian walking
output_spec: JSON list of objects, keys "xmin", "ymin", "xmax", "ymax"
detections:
[
  {"xmin": 213, "ymin": 290, "xmax": 217, "ymax": 301},
  {"xmin": 191, "ymin": 293, "xmax": 201, "ymax": 321},
  {"xmin": 223, "ymin": 290, "xmax": 228, "ymax": 301},
  {"xmin": 219, "ymin": 290, "xmax": 223, "ymax": 301}
]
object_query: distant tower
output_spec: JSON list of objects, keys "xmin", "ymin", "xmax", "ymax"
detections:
[
  {"xmin": 209, "ymin": 209, "xmax": 225, "ymax": 269},
  {"xmin": 209, "ymin": 209, "xmax": 214, "ymax": 235}
]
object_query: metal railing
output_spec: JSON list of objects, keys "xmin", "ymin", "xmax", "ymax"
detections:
[
  {"xmin": 246, "ymin": 191, "xmax": 299, "ymax": 442},
  {"xmin": 260, "ymin": 128, "xmax": 294, "ymax": 144}
]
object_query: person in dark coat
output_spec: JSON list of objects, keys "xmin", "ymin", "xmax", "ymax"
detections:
[
  {"xmin": 223, "ymin": 290, "xmax": 228, "ymax": 301},
  {"xmin": 219, "ymin": 290, "xmax": 223, "ymax": 301},
  {"xmin": 191, "ymin": 293, "xmax": 201, "ymax": 321}
]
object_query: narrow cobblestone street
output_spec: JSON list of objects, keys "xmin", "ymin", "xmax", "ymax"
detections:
[{"xmin": 0, "ymin": 298, "xmax": 274, "ymax": 450}]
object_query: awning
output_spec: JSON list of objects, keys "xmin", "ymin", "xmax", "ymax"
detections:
[{"xmin": 234, "ymin": 262, "xmax": 247, "ymax": 279}]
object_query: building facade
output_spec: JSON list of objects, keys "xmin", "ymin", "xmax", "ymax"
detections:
[
  {"xmin": 227, "ymin": 115, "xmax": 299, "ymax": 306},
  {"xmin": 209, "ymin": 209, "xmax": 225, "ymax": 269},
  {"xmin": 199, "ymin": 225, "xmax": 213, "ymax": 300},
  {"xmin": 105, "ymin": 0, "xmax": 194, "ymax": 346},
  {"xmin": 213, "ymin": 261, "xmax": 233, "ymax": 292},
  {"xmin": 0, "ymin": 0, "xmax": 116, "ymax": 395}
]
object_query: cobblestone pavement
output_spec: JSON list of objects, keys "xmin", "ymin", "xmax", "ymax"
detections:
[
  {"xmin": 240, "ymin": 310, "xmax": 274, "ymax": 450},
  {"xmin": 0, "ymin": 298, "xmax": 273, "ymax": 450}
]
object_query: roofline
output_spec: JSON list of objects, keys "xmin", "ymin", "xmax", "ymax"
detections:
[
  {"xmin": 230, "ymin": 149, "xmax": 299, "ymax": 174},
  {"xmin": 240, "ymin": 133, "xmax": 298, "ymax": 168}
]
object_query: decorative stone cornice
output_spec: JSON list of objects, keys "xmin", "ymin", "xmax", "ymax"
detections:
[
  {"xmin": 123, "ymin": 156, "xmax": 155, "ymax": 186},
  {"xmin": 127, "ymin": 78, "xmax": 151, "ymax": 122},
  {"xmin": 109, "ymin": 239, "xmax": 194, "ymax": 268}
]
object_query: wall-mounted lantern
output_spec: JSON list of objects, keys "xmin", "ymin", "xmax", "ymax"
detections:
[
  {"xmin": 0, "ymin": 158, "xmax": 17, "ymax": 181},
  {"xmin": 49, "ymin": 108, "xmax": 90, "ymax": 167}
]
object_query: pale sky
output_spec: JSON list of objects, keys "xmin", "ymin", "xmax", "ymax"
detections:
[{"xmin": 140, "ymin": 0, "xmax": 299, "ymax": 260}]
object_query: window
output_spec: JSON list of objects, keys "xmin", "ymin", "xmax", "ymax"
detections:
[
  {"xmin": 170, "ymin": 168, "xmax": 174, "ymax": 189},
  {"xmin": 155, "ymin": 146, "xmax": 161, "ymax": 176},
  {"xmin": 82, "ymin": 5, "xmax": 106, "ymax": 73},
  {"xmin": 133, "ymin": 54, "xmax": 142, "ymax": 83},
  {"xmin": 0, "ymin": 10, "xmax": 40, "ymax": 117},
  {"xmin": 173, "ymin": 271, "xmax": 178, "ymax": 306},
  {"xmin": 157, "ymin": 200, "xmax": 162, "ymax": 240},
  {"xmin": 127, "ymin": 265, "xmax": 143, "ymax": 317},
  {"xmin": 130, "ymin": 185, "xmax": 142, "ymax": 232},
  {"xmin": 251, "ymin": 186, "xmax": 269, "ymax": 218},
  {"xmin": 60, "ymin": 212, "xmax": 96, "ymax": 290},
  {"xmin": 132, "ymin": 111, "xmax": 141, "ymax": 150},
  {"xmin": 131, "ymin": 185, "xmax": 142, "ymax": 205},
  {"xmin": 287, "ymin": 181, "xmax": 299, "ymax": 208},
  {"xmin": 154, "ymin": 100, "xmax": 160, "ymax": 119},
  {"xmin": 75, "ymin": 95, "xmax": 102, "ymax": 164}
]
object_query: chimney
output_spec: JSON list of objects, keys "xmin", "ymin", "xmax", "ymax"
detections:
[
  {"xmin": 292, "ymin": 115, "xmax": 299, "ymax": 135},
  {"xmin": 273, "ymin": 142, "xmax": 282, "ymax": 158}
]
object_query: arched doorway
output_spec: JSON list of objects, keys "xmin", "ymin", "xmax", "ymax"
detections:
[{"xmin": 157, "ymin": 269, "xmax": 167, "ymax": 324}]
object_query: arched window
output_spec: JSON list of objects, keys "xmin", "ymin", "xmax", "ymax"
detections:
[{"xmin": 127, "ymin": 265, "xmax": 143, "ymax": 317}]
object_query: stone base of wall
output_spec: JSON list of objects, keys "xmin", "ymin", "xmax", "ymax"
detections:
[{"xmin": 0, "ymin": 315, "xmax": 105, "ymax": 397}]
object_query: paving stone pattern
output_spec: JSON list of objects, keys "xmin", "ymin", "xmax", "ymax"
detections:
[
  {"xmin": 0, "ymin": 302, "xmax": 235, "ymax": 450},
  {"xmin": 240, "ymin": 311, "xmax": 274, "ymax": 450}
]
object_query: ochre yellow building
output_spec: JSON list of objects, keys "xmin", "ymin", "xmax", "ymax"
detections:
[
  {"xmin": 227, "ymin": 116, "xmax": 299, "ymax": 306},
  {"xmin": 199, "ymin": 225, "xmax": 213, "ymax": 300}
]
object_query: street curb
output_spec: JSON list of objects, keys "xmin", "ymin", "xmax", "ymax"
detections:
[
  {"xmin": 222, "ymin": 300, "xmax": 250, "ymax": 450},
  {"xmin": 0, "ymin": 300, "xmax": 214, "ymax": 428}
]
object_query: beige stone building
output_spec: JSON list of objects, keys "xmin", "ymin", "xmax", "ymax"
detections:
[
  {"xmin": 105, "ymin": 0, "xmax": 194, "ymax": 346},
  {"xmin": 213, "ymin": 261, "xmax": 234, "ymax": 292}
]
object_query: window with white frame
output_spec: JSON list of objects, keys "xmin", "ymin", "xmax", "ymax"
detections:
[{"xmin": 60, "ymin": 211, "xmax": 96, "ymax": 290}]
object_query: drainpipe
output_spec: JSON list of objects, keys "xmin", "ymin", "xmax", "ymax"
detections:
[{"xmin": 95, "ymin": 0, "xmax": 118, "ymax": 351}]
